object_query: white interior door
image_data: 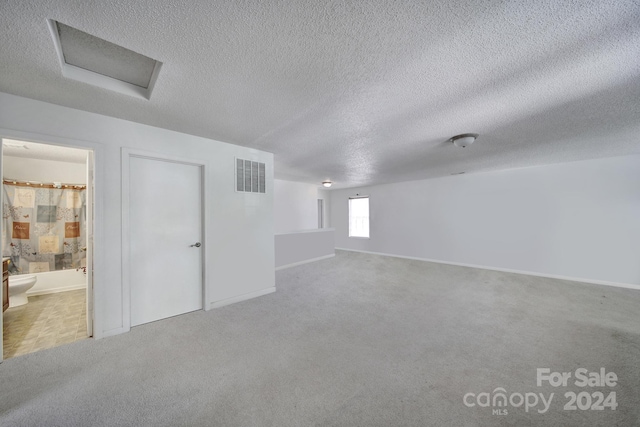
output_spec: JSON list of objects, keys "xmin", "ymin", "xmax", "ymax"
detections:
[{"xmin": 129, "ymin": 156, "xmax": 203, "ymax": 327}]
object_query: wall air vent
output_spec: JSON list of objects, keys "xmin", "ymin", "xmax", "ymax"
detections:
[
  {"xmin": 47, "ymin": 20, "xmax": 162, "ymax": 100},
  {"xmin": 236, "ymin": 159, "xmax": 266, "ymax": 193}
]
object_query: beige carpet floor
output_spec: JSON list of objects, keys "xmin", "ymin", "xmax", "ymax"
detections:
[{"xmin": 0, "ymin": 251, "xmax": 638, "ymax": 426}]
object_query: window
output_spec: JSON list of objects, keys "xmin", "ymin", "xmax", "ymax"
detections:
[{"xmin": 349, "ymin": 196, "xmax": 369, "ymax": 238}]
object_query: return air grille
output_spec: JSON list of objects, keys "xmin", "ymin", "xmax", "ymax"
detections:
[{"xmin": 236, "ymin": 159, "xmax": 265, "ymax": 193}]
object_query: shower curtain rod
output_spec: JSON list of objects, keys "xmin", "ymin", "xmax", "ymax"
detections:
[{"xmin": 2, "ymin": 178, "xmax": 86, "ymax": 189}]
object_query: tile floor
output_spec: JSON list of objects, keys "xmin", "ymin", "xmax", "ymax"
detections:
[{"xmin": 3, "ymin": 289, "xmax": 88, "ymax": 359}]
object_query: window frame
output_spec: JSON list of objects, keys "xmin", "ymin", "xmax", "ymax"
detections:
[{"xmin": 348, "ymin": 195, "xmax": 370, "ymax": 239}]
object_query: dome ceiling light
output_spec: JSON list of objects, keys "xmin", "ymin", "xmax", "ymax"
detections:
[
  {"xmin": 322, "ymin": 181, "xmax": 332, "ymax": 188},
  {"xmin": 449, "ymin": 133, "xmax": 479, "ymax": 148}
]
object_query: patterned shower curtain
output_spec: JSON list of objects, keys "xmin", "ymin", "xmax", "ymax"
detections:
[{"xmin": 2, "ymin": 183, "xmax": 86, "ymax": 274}]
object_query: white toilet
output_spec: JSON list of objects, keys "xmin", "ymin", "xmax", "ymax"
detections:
[{"xmin": 8, "ymin": 275, "xmax": 37, "ymax": 307}]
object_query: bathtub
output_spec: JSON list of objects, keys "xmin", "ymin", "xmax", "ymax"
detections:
[{"xmin": 21, "ymin": 269, "xmax": 87, "ymax": 296}]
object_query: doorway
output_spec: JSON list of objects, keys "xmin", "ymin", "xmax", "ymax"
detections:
[
  {"xmin": 318, "ymin": 199, "xmax": 324, "ymax": 229},
  {"xmin": 126, "ymin": 154, "xmax": 204, "ymax": 327},
  {"xmin": 1, "ymin": 138, "xmax": 94, "ymax": 360}
]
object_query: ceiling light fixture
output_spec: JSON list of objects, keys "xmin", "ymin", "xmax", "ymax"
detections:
[
  {"xmin": 449, "ymin": 133, "xmax": 479, "ymax": 148},
  {"xmin": 322, "ymin": 181, "xmax": 332, "ymax": 188}
]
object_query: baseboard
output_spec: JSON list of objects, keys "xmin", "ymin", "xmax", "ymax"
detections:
[
  {"xmin": 27, "ymin": 284, "xmax": 87, "ymax": 297},
  {"xmin": 275, "ymin": 253, "xmax": 335, "ymax": 271},
  {"xmin": 210, "ymin": 286, "xmax": 276, "ymax": 309},
  {"xmin": 100, "ymin": 327, "xmax": 128, "ymax": 339},
  {"xmin": 335, "ymin": 248, "xmax": 640, "ymax": 291}
]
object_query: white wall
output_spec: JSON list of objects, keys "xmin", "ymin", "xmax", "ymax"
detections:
[
  {"xmin": 274, "ymin": 229, "xmax": 335, "ymax": 269},
  {"xmin": 3, "ymin": 156, "xmax": 86, "ymax": 184},
  {"xmin": 331, "ymin": 155, "xmax": 640, "ymax": 286},
  {"xmin": 0, "ymin": 92, "xmax": 275, "ymax": 338},
  {"xmin": 274, "ymin": 179, "xmax": 320, "ymax": 233}
]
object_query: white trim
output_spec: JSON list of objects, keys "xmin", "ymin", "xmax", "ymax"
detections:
[
  {"xmin": 201, "ymin": 156, "xmax": 211, "ymax": 311},
  {"xmin": 210, "ymin": 287, "xmax": 276, "ymax": 309},
  {"xmin": 27, "ymin": 284, "xmax": 86, "ymax": 297},
  {"xmin": 121, "ymin": 148, "xmax": 207, "ymax": 330},
  {"xmin": 85, "ymin": 150, "xmax": 94, "ymax": 336},
  {"xmin": 335, "ymin": 248, "xmax": 640, "ymax": 291},
  {"xmin": 276, "ymin": 254, "xmax": 335, "ymax": 271},
  {"xmin": 121, "ymin": 150, "xmax": 132, "ymax": 333},
  {"xmin": 101, "ymin": 327, "xmax": 127, "ymax": 338},
  {"xmin": 275, "ymin": 228, "xmax": 334, "ymax": 236},
  {"xmin": 145, "ymin": 62, "xmax": 163, "ymax": 100}
]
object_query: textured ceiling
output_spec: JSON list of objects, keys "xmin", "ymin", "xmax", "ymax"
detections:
[{"xmin": 1, "ymin": 0, "xmax": 639, "ymax": 188}]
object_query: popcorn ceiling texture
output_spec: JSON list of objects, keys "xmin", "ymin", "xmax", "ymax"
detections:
[{"xmin": 1, "ymin": 0, "xmax": 639, "ymax": 188}]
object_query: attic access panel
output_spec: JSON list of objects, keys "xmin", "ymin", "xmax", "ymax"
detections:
[{"xmin": 48, "ymin": 20, "xmax": 162, "ymax": 99}]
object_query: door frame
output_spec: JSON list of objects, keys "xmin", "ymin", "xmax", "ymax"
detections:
[
  {"xmin": 121, "ymin": 148, "xmax": 207, "ymax": 330},
  {"xmin": 0, "ymin": 129, "xmax": 102, "ymax": 361}
]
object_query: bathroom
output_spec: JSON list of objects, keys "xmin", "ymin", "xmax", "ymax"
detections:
[{"xmin": 2, "ymin": 138, "xmax": 92, "ymax": 359}]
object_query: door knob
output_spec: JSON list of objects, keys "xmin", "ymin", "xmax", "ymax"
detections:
[{"xmin": 190, "ymin": 242, "xmax": 201, "ymax": 248}]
